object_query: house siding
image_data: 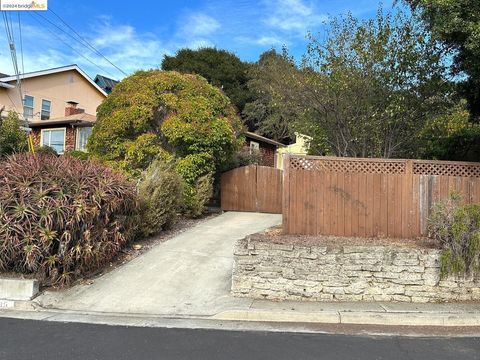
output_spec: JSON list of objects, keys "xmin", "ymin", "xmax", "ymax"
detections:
[{"xmin": 0, "ymin": 69, "xmax": 105, "ymax": 120}]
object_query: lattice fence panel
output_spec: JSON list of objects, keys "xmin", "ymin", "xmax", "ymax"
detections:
[
  {"xmin": 413, "ymin": 162, "xmax": 480, "ymax": 178},
  {"xmin": 289, "ymin": 157, "xmax": 406, "ymax": 174}
]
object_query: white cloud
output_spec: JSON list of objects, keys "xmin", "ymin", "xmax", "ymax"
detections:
[
  {"xmin": 265, "ymin": 0, "xmax": 328, "ymax": 34},
  {"xmin": 89, "ymin": 18, "xmax": 168, "ymax": 75},
  {"xmin": 0, "ymin": 17, "xmax": 169, "ymax": 80},
  {"xmin": 183, "ymin": 13, "xmax": 221, "ymax": 37},
  {"xmin": 235, "ymin": 34, "xmax": 285, "ymax": 46}
]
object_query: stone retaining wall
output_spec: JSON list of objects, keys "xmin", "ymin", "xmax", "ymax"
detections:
[{"xmin": 232, "ymin": 237, "xmax": 480, "ymax": 303}]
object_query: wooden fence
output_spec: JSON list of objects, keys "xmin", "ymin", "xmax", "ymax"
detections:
[
  {"xmin": 283, "ymin": 155, "xmax": 480, "ymax": 238},
  {"xmin": 221, "ymin": 165, "xmax": 282, "ymax": 214}
]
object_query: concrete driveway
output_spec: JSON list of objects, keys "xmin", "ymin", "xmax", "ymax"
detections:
[{"xmin": 36, "ymin": 212, "xmax": 281, "ymax": 317}]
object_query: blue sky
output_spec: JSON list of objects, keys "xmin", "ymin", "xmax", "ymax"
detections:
[{"xmin": 1, "ymin": 0, "xmax": 395, "ymax": 80}]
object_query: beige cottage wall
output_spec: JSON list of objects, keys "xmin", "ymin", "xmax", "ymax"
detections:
[{"xmin": 0, "ymin": 70, "xmax": 105, "ymax": 119}]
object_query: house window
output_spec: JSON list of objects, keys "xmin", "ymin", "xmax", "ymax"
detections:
[
  {"xmin": 75, "ymin": 127, "xmax": 92, "ymax": 151},
  {"xmin": 41, "ymin": 128, "xmax": 66, "ymax": 154},
  {"xmin": 23, "ymin": 95, "xmax": 34, "ymax": 119},
  {"xmin": 41, "ymin": 99, "xmax": 51, "ymax": 120},
  {"xmin": 249, "ymin": 141, "xmax": 260, "ymax": 154}
]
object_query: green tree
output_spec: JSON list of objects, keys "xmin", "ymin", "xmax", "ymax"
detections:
[
  {"xmin": 88, "ymin": 70, "xmax": 243, "ymax": 215},
  {"xmin": 161, "ymin": 47, "xmax": 253, "ymax": 114},
  {"xmin": 421, "ymin": 102, "xmax": 480, "ymax": 161},
  {"xmin": 243, "ymin": 50, "xmax": 299, "ymax": 143},
  {"xmin": 0, "ymin": 111, "xmax": 27, "ymax": 156},
  {"xmin": 404, "ymin": 0, "xmax": 480, "ymax": 120},
  {"xmin": 261, "ymin": 9, "xmax": 450, "ymax": 158}
]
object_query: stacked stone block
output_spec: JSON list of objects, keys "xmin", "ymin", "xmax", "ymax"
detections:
[{"xmin": 232, "ymin": 237, "xmax": 480, "ymax": 303}]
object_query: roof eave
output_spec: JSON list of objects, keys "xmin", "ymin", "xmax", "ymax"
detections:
[
  {"xmin": 244, "ymin": 131, "xmax": 285, "ymax": 147},
  {"xmin": 0, "ymin": 82, "xmax": 15, "ymax": 89},
  {"xmin": 0, "ymin": 64, "xmax": 108, "ymax": 97}
]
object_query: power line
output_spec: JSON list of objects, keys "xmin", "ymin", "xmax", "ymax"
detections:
[
  {"xmin": 2, "ymin": 12, "xmax": 23, "ymax": 108},
  {"xmin": 48, "ymin": 7, "xmax": 127, "ymax": 77},
  {"xmin": 17, "ymin": 12, "xmax": 25, "ymax": 77},
  {"xmin": 28, "ymin": 12, "xmax": 117, "ymax": 78}
]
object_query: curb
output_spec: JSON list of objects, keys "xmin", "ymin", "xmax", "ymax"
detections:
[
  {"xmin": 0, "ymin": 299, "xmax": 36, "ymax": 311},
  {"xmin": 213, "ymin": 309, "xmax": 480, "ymax": 327},
  {"xmin": 3, "ymin": 300, "xmax": 480, "ymax": 328}
]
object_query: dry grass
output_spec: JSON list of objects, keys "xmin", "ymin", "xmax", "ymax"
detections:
[{"xmin": 255, "ymin": 226, "xmax": 438, "ymax": 249}]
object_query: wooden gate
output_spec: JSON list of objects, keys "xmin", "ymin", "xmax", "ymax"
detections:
[{"xmin": 221, "ymin": 165, "xmax": 283, "ymax": 213}]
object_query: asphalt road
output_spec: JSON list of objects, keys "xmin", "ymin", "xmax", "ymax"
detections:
[{"xmin": 1, "ymin": 318, "xmax": 479, "ymax": 360}]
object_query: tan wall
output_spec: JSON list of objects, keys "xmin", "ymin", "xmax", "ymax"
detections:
[{"xmin": 0, "ymin": 70, "xmax": 105, "ymax": 119}]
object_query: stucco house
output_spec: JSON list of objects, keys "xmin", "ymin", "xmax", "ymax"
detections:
[
  {"xmin": 275, "ymin": 132, "xmax": 312, "ymax": 169},
  {"xmin": 0, "ymin": 64, "xmax": 108, "ymax": 154}
]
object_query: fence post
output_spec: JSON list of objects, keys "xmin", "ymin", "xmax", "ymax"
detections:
[{"xmin": 282, "ymin": 154, "xmax": 290, "ymax": 233}]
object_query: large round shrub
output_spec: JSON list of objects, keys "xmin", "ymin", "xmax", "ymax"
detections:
[
  {"xmin": 88, "ymin": 70, "xmax": 243, "ymax": 175},
  {"xmin": 0, "ymin": 154, "xmax": 138, "ymax": 286},
  {"xmin": 87, "ymin": 70, "xmax": 243, "ymax": 216}
]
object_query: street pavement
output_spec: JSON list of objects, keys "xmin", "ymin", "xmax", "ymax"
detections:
[{"xmin": 1, "ymin": 317, "xmax": 479, "ymax": 360}]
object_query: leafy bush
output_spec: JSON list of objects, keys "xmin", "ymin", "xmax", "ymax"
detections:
[
  {"xmin": 223, "ymin": 146, "xmax": 262, "ymax": 171},
  {"xmin": 421, "ymin": 103, "xmax": 480, "ymax": 161},
  {"xmin": 137, "ymin": 160, "xmax": 183, "ymax": 237},
  {"xmin": 65, "ymin": 150, "xmax": 89, "ymax": 160},
  {"xmin": 429, "ymin": 195, "xmax": 480, "ymax": 277},
  {"xmin": 35, "ymin": 146, "xmax": 58, "ymax": 156},
  {"xmin": 174, "ymin": 153, "xmax": 215, "ymax": 217},
  {"xmin": 0, "ymin": 111, "xmax": 27, "ymax": 157},
  {"xmin": 87, "ymin": 70, "xmax": 243, "ymax": 213},
  {"xmin": 0, "ymin": 153, "xmax": 137, "ymax": 286},
  {"xmin": 88, "ymin": 70, "xmax": 243, "ymax": 176},
  {"xmin": 180, "ymin": 174, "xmax": 213, "ymax": 218}
]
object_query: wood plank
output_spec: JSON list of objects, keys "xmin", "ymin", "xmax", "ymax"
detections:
[
  {"xmin": 350, "ymin": 173, "xmax": 359, "ymax": 237},
  {"xmin": 394, "ymin": 174, "xmax": 403, "ymax": 238},
  {"xmin": 373, "ymin": 173, "xmax": 381, "ymax": 236},
  {"xmin": 411, "ymin": 174, "xmax": 420, "ymax": 237},
  {"xmin": 336, "ymin": 172, "xmax": 345, "ymax": 236},
  {"xmin": 402, "ymin": 172, "xmax": 412, "ymax": 238},
  {"xmin": 359, "ymin": 173, "xmax": 368, "ymax": 237},
  {"xmin": 324, "ymin": 172, "xmax": 333, "ymax": 235},
  {"xmin": 439, "ymin": 175, "xmax": 449, "ymax": 202},
  {"xmin": 344, "ymin": 173, "xmax": 353, "ymax": 236},
  {"xmin": 365, "ymin": 173, "xmax": 375, "ymax": 237},
  {"xmin": 386, "ymin": 175, "xmax": 396, "ymax": 237},
  {"xmin": 316, "ymin": 171, "xmax": 325, "ymax": 235},
  {"xmin": 379, "ymin": 174, "xmax": 388, "ymax": 237}
]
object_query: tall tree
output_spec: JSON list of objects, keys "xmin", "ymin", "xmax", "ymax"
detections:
[
  {"xmin": 404, "ymin": 0, "xmax": 480, "ymax": 120},
  {"xmin": 161, "ymin": 47, "xmax": 253, "ymax": 114},
  {"xmin": 243, "ymin": 49, "xmax": 300, "ymax": 142},
  {"xmin": 260, "ymin": 9, "xmax": 451, "ymax": 158}
]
